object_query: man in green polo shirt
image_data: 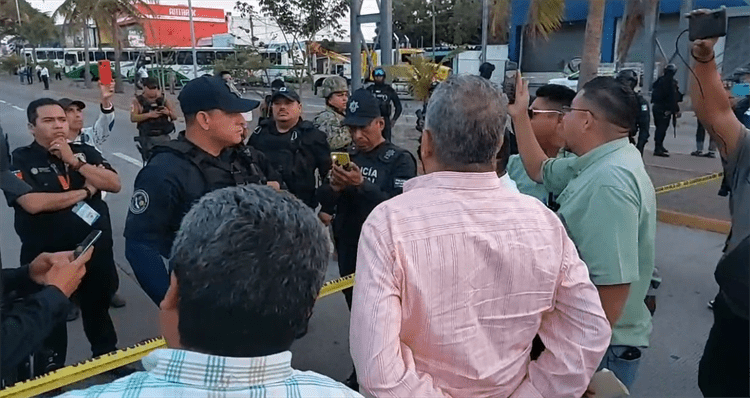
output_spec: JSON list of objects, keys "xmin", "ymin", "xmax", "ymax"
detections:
[
  {"xmin": 508, "ymin": 74, "xmax": 656, "ymax": 389},
  {"xmin": 506, "ymin": 83, "xmax": 576, "ymax": 207}
]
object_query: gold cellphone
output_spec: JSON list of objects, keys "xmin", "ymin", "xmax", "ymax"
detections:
[{"xmin": 331, "ymin": 152, "xmax": 351, "ymax": 167}]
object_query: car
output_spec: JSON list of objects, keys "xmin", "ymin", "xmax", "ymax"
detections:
[{"xmin": 548, "ymin": 71, "xmax": 579, "ymax": 90}]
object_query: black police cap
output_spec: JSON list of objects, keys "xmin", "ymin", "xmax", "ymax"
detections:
[
  {"xmin": 270, "ymin": 86, "xmax": 301, "ymax": 103},
  {"xmin": 179, "ymin": 76, "xmax": 260, "ymax": 115},
  {"xmin": 343, "ymin": 89, "xmax": 381, "ymax": 127}
]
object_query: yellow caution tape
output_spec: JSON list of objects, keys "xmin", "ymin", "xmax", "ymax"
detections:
[
  {"xmin": 655, "ymin": 172, "xmax": 724, "ymax": 195},
  {"xmin": 318, "ymin": 273, "xmax": 355, "ymax": 298},
  {"xmin": 0, "ymin": 274, "xmax": 357, "ymax": 397},
  {"xmin": 0, "ymin": 337, "xmax": 167, "ymax": 398}
]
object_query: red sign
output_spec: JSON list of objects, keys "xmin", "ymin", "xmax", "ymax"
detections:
[{"xmin": 122, "ymin": 4, "xmax": 228, "ymax": 47}]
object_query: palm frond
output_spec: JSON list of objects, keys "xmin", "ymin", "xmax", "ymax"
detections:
[{"xmin": 525, "ymin": 0, "xmax": 565, "ymax": 40}]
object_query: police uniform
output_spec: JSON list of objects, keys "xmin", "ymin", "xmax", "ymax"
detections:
[
  {"xmin": 250, "ymin": 87, "xmax": 332, "ymax": 209},
  {"xmin": 4, "ymin": 141, "xmax": 119, "ymax": 365},
  {"xmin": 366, "ymin": 68, "xmax": 402, "ymax": 142},
  {"xmin": 124, "ymin": 76, "xmax": 277, "ymax": 305},
  {"xmin": 133, "ymin": 94, "xmax": 176, "ymax": 162},
  {"xmin": 634, "ymin": 92, "xmax": 650, "ymax": 151},
  {"xmin": 317, "ymin": 89, "xmax": 416, "ymax": 308},
  {"xmin": 650, "ymin": 66, "xmax": 682, "ymax": 156}
]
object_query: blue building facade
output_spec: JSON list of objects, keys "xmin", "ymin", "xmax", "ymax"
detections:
[{"xmin": 509, "ymin": 0, "xmax": 749, "ymax": 68}]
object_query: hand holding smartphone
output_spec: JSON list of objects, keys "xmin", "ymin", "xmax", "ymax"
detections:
[
  {"xmin": 504, "ymin": 61, "xmax": 519, "ymax": 104},
  {"xmin": 98, "ymin": 60, "xmax": 113, "ymax": 86},
  {"xmin": 686, "ymin": 7, "xmax": 728, "ymax": 41},
  {"xmin": 74, "ymin": 230, "xmax": 102, "ymax": 260}
]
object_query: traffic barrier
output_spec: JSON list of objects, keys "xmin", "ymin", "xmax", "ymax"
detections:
[{"xmin": 0, "ymin": 172, "xmax": 722, "ymax": 396}]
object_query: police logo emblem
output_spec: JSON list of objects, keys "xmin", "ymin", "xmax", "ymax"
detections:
[
  {"xmin": 253, "ymin": 126, "xmax": 262, "ymax": 135},
  {"xmin": 349, "ymin": 100, "xmax": 359, "ymax": 113},
  {"xmin": 31, "ymin": 168, "xmax": 38, "ymax": 175},
  {"xmin": 129, "ymin": 189, "xmax": 150, "ymax": 214},
  {"xmin": 226, "ymin": 80, "xmax": 242, "ymax": 98},
  {"xmin": 384, "ymin": 149, "xmax": 395, "ymax": 159},
  {"xmin": 279, "ymin": 87, "xmax": 288, "ymax": 92}
]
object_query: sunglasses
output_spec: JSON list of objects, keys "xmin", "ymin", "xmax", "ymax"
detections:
[
  {"xmin": 528, "ymin": 108, "xmax": 563, "ymax": 119},
  {"xmin": 561, "ymin": 106, "xmax": 596, "ymax": 118}
]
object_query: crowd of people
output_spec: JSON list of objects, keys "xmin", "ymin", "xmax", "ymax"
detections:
[{"xmin": 0, "ymin": 21, "xmax": 748, "ymax": 398}]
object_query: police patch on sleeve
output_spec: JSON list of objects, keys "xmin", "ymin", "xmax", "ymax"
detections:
[{"xmin": 129, "ymin": 189, "xmax": 150, "ymax": 214}]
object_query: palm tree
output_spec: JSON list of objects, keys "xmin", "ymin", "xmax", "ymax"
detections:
[
  {"xmin": 577, "ymin": 0, "xmax": 606, "ymax": 90},
  {"xmin": 55, "ymin": 0, "xmax": 96, "ymax": 87},
  {"xmin": 16, "ymin": 13, "xmax": 59, "ymax": 64},
  {"xmin": 491, "ymin": 0, "xmax": 566, "ymax": 42},
  {"xmin": 92, "ymin": 0, "xmax": 152, "ymax": 93}
]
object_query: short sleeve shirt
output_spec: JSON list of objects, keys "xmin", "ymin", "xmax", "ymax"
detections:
[
  {"xmin": 507, "ymin": 150, "xmax": 576, "ymax": 204},
  {"xmin": 725, "ymin": 126, "xmax": 750, "ymax": 253},
  {"xmin": 542, "ymin": 138, "xmax": 657, "ymax": 347}
]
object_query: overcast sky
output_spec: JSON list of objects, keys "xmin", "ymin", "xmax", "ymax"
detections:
[{"xmin": 27, "ymin": 0, "xmax": 377, "ymax": 40}]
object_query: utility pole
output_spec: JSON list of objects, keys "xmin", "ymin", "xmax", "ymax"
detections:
[
  {"xmin": 188, "ymin": 0, "xmax": 198, "ymax": 79},
  {"xmin": 481, "ymin": 0, "xmax": 488, "ymax": 63},
  {"xmin": 380, "ymin": 0, "xmax": 392, "ymax": 65},
  {"xmin": 642, "ymin": 0, "xmax": 659, "ymax": 100},
  {"xmin": 351, "ymin": 0, "xmax": 363, "ymax": 90},
  {"xmin": 431, "ymin": 1, "xmax": 436, "ymax": 59},
  {"xmin": 14, "ymin": 0, "xmax": 27, "ymax": 66},
  {"xmin": 677, "ymin": 0, "xmax": 694, "ymax": 91}
]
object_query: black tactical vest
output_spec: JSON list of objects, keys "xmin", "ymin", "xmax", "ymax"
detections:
[{"xmin": 136, "ymin": 95, "xmax": 176, "ymax": 137}]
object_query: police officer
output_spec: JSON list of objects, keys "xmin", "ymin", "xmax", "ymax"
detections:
[
  {"xmin": 258, "ymin": 79, "xmax": 286, "ymax": 124},
  {"xmin": 317, "ymin": 89, "xmax": 416, "ymax": 390},
  {"xmin": 130, "ymin": 78, "xmax": 177, "ymax": 162},
  {"xmin": 250, "ymin": 86, "xmax": 331, "ymax": 210},
  {"xmin": 124, "ymin": 76, "xmax": 283, "ymax": 305},
  {"xmin": 650, "ymin": 64, "xmax": 683, "ymax": 157},
  {"xmin": 616, "ymin": 69, "xmax": 651, "ymax": 153},
  {"xmin": 367, "ymin": 67, "xmax": 402, "ymax": 142},
  {"xmin": 313, "ymin": 76, "xmax": 351, "ymax": 151},
  {"xmin": 4, "ymin": 98, "xmax": 122, "ymax": 371}
]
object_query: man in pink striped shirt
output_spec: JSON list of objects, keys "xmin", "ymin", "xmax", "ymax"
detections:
[{"xmin": 350, "ymin": 75, "xmax": 611, "ymax": 398}]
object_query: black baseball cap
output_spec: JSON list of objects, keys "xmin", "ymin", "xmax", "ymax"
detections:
[
  {"xmin": 178, "ymin": 76, "xmax": 260, "ymax": 115},
  {"xmin": 270, "ymin": 86, "xmax": 301, "ymax": 103},
  {"xmin": 59, "ymin": 98, "xmax": 86, "ymax": 111},
  {"xmin": 343, "ymin": 89, "xmax": 381, "ymax": 127}
]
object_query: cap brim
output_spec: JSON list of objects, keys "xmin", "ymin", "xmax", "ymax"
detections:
[
  {"xmin": 271, "ymin": 92, "xmax": 300, "ymax": 103},
  {"xmin": 223, "ymin": 98, "xmax": 261, "ymax": 113},
  {"xmin": 342, "ymin": 115, "xmax": 374, "ymax": 127},
  {"xmin": 0, "ymin": 170, "xmax": 32, "ymax": 197}
]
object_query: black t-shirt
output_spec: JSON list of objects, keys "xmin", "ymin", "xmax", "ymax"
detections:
[{"xmin": 5, "ymin": 141, "xmax": 115, "ymax": 264}]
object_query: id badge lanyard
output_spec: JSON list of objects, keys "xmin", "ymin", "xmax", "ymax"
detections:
[{"xmin": 50, "ymin": 163, "xmax": 70, "ymax": 190}]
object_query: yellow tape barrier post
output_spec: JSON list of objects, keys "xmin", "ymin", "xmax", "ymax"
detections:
[{"xmin": 0, "ymin": 172, "xmax": 721, "ymax": 397}]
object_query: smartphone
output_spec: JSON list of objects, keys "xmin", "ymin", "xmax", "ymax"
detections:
[
  {"xmin": 687, "ymin": 7, "xmax": 728, "ymax": 41},
  {"xmin": 98, "ymin": 60, "xmax": 112, "ymax": 86},
  {"xmin": 73, "ymin": 230, "xmax": 102, "ymax": 260},
  {"xmin": 504, "ymin": 61, "xmax": 518, "ymax": 105},
  {"xmin": 331, "ymin": 152, "xmax": 351, "ymax": 168}
]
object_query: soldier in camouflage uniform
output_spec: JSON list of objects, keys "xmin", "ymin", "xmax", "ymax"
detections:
[{"xmin": 313, "ymin": 76, "xmax": 351, "ymax": 151}]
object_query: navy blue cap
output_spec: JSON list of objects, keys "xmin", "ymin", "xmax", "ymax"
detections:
[
  {"xmin": 178, "ymin": 76, "xmax": 260, "ymax": 115},
  {"xmin": 343, "ymin": 89, "xmax": 381, "ymax": 127},
  {"xmin": 270, "ymin": 86, "xmax": 301, "ymax": 103}
]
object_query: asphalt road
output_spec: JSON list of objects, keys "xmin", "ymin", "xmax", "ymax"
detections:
[{"xmin": 0, "ymin": 77, "xmax": 728, "ymax": 397}]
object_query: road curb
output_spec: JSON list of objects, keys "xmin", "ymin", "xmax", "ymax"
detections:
[{"xmin": 657, "ymin": 209, "xmax": 730, "ymax": 235}]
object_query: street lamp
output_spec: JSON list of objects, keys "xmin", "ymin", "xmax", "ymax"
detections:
[{"xmin": 188, "ymin": 0, "xmax": 198, "ymax": 79}]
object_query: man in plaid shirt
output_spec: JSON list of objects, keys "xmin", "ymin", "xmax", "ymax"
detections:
[{"xmin": 60, "ymin": 185, "xmax": 362, "ymax": 397}]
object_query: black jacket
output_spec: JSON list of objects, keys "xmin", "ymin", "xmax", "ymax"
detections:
[
  {"xmin": 1, "ymin": 266, "xmax": 69, "ymax": 375},
  {"xmin": 124, "ymin": 135, "xmax": 282, "ymax": 256},
  {"xmin": 318, "ymin": 142, "xmax": 416, "ymax": 246},
  {"xmin": 367, "ymin": 83, "xmax": 403, "ymax": 122},
  {"xmin": 651, "ymin": 76, "xmax": 682, "ymax": 114},
  {"xmin": 250, "ymin": 119, "xmax": 331, "ymax": 208},
  {"xmin": 635, "ymin": 93, "xmax": 651, "ymax": 139}
]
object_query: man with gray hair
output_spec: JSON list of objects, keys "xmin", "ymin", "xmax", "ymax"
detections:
[
  {"xmin": 61, "ymin": 185, "xmax": 362, "ymax": 397},
  {"xmin": 350, "ymin": 74, "xmax": 611, "ymax": 397}
]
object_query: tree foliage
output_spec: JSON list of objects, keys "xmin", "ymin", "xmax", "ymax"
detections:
[
  {"xmin": 212, "ymin": 47, "xmax": 273, "ymax": 87},
  {"xmin": 394, "ymin": 0, "xmax": 482, "ymax": 47},
  {"xmin": 0, "ymin": 53, "xmax": 23, "ymax": 74}
]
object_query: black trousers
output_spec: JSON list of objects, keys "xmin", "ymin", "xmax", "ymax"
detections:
[
  {"xmin": 42, "ymin": 76, "xmax": 49, "ymax": 90},
  {"xmin": 27, "ymin": 73, "xmax": 33, "ymax": 84},
  {"xmin": 698, "ymin": 293, "xmax": 749, "ymax": 397},
  {"xmin": 652, "ymin": 109, "xmax": 671, "ymax": 151},
  {"xmin": 336, "ymin": 242, "xmax": 358, "ymax": 310},
  {"xmin": 382, "ymin": 116, "xmax": 392, "ymax": 142}
]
